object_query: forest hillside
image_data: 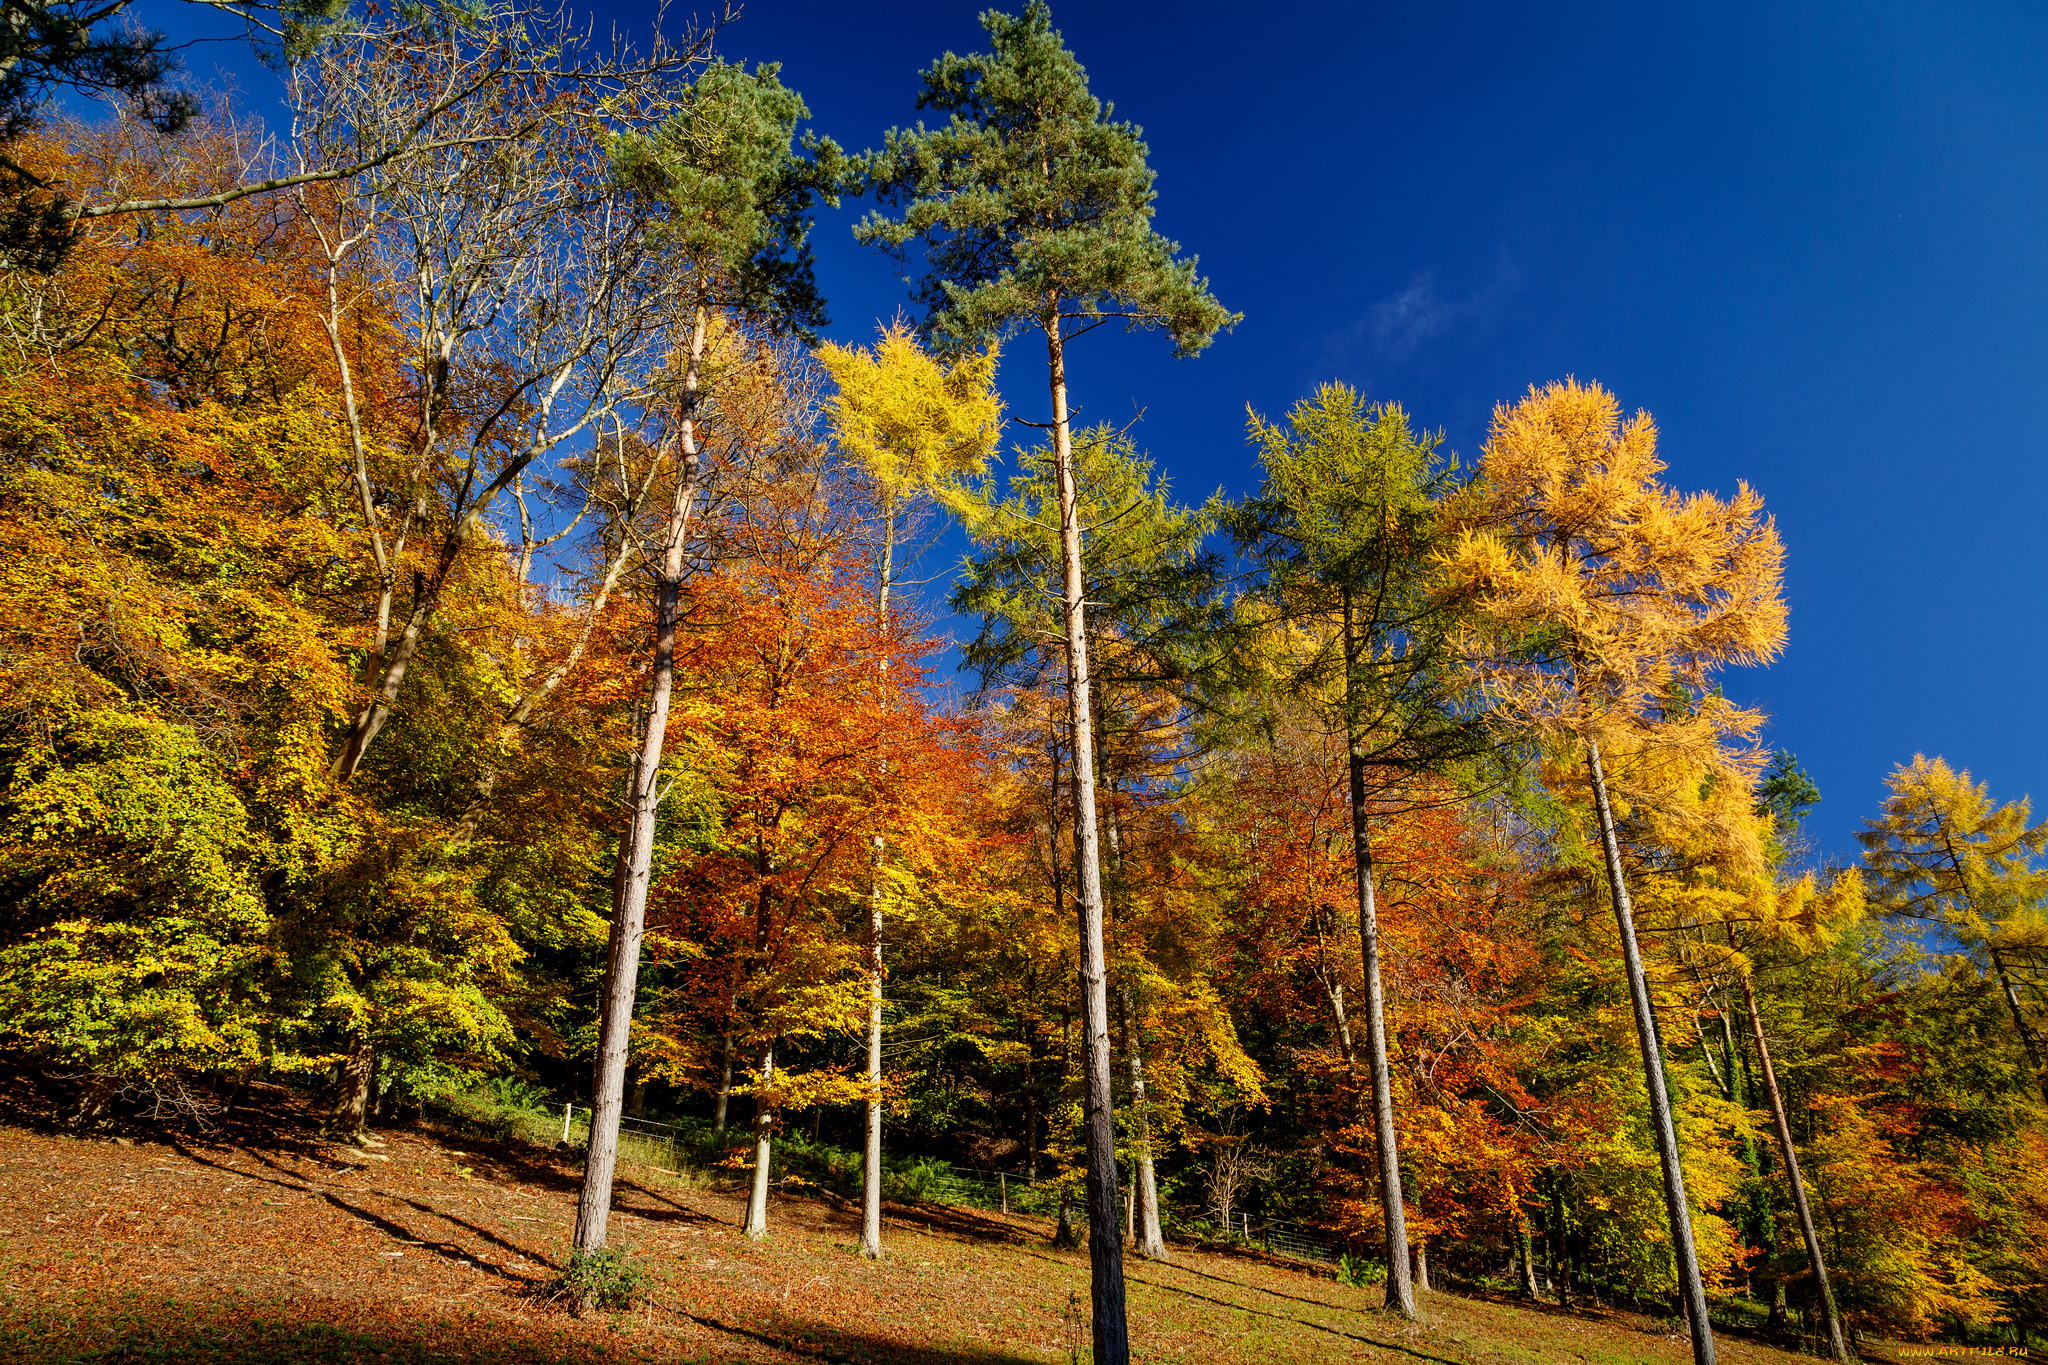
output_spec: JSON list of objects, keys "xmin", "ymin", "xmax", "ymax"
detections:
[{"xmin": 0, "ymin": 3, "xmax": 2042, "ymax": 1364}]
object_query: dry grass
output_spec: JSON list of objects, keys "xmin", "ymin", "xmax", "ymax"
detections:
[{"xmin": 0, "ymin": 1113, "xmax": 2010, "ymax": 1365}]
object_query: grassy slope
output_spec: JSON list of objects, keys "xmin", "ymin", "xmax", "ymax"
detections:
[{"xmin": 0, "ymin": 1112, "xmax": 1994, "ymax": 1365}]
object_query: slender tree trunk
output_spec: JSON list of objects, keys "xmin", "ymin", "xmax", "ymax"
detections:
[
  {"xmin": 329, "ymin": 1031, "xmax": 376, "ymax": 1144},
  {"xmin": 625, "ymin": 1070, "xmax": 646, "ymax": 1118},
  {"xmin": 1988, "ymin": 947, "xmax": 2048, "ymax": 1106},
  {"xmin": 1046, "ymin": 326, "xmax": 1127, "ymax": 1365},
  {"xmin": 1323, "ymin": 971, "xmax": 1360, "ymax": 1073},
  {"xmin": 861, "ymin": 501, "xmax": 896, "ymax": 1259},
  {"xmin": 1052, "ymin": 1005, "xmax": 1078, "ymax": 1249},
  {"xmin": 712, "ymin": 1032, "xmax": 734, "ymax": 1138},
  {"xmin": 1055, "ymin": 1184, "xmax": 1079, "ymax": 1249},
  {"xmin": 573, "ymin": 304, "xmax": 709, "ymax": 1261},
  {"xmin": 1514, "ymin": 1204, "xmax": 1539, "ymax": 1298},
  {"xmin": 1121, "ymin": 986, "xmax": 1168, "ymax": 1259},
  {"xmin": 1411, "ymin": 1240, "xmax": 1430, "ymax": 1292},
  {"xmin": 1584, "ymin": 737, "xmax": 1715, "ymax": 1365},
  {"xmin": 746, "ymin": 1041, "xmax": 776, "ymax": 1238},
  {"xmin": 1342, "ymin": 589, "xmax": 1416, "ymax": 1321},
  {"xmin": 1025, "ymin": 1023, "xmax": 1040, "ymax": 1182},
  {"xmin": 1731, "ymin": 934, "xmax": 1851, "ymax": 1362},
  {"xmin": 1549, "ymin": 1182, "xmax": 1570, "ymax": 1308},
  {"xmin": 1101, "ymin": 748, "xmax": 1165, "ymax": 1264}
]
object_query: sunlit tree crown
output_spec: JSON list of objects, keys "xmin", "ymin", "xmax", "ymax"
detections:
[
  {"xmin": 818, "ymin": 320, "xmax": 1003, "ymax": 512},
  {"xmin": 1860, "ymin": 754, "xmax": 2048, "ymax": 936},
  {"xmin": 1442, "ymin": 378, "xmax": 1787, "ymax": 785}
]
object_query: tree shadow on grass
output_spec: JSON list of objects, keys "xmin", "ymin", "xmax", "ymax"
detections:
[
  {"xmin": 3, "ymin": 1288, "xmax": 1048, "ymax": 1365},
  {"xmin": 1122, "ymin": 1270, "xmax": 1471, "ymax": 1365},
  {"xmin": 169, "ymin": 1138, "xmax": 558, "ymax": 1284}
]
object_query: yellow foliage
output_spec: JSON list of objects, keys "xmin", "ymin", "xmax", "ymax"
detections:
[
  {"xmin": 1860, "ymin": 754, "xmax": 2048, "ymax": 939},
  {"xmin": 1441, "ymin": 378, "xmax": 1787, "ymax": 855},
  {"xmin": 819, "ymin": 320, "xmax": 1003, "ymax": 516}
]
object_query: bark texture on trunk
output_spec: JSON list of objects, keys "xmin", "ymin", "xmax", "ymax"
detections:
[
  {"xmin": 1732, "ymin": 938, "xmax": 1851, "ymax": 1362},
  {"xmin": 329, "ymin": 1032, "xmax": 375, "ymax": 1143},
  {"xmin": 1054, "ymin": 1185, "xmax": 1079, "ymax": 1248},
  {"xmin": 1047, "ymin": 329, "xmax": 1128, "ymax": 1365},
  {"xmin": 1550, "ymin": 1183, "xmax": 1570, "ymax": 1308},
  {"xmin": 860, "ymin": 884, "xmax": 886, "ymax": 1256},
  {"xmin": 1342, "ymin": 591, "xmax": 1416, "ymax": 1322},
  {"xmin": 1411, "ymin": 1241, "xmax": 1430, "ymax": 1292},
  {"xmin": 712, "ymin": 1034, "xmax": 733, "ymax": 1138},
  {"xmin": 573, "ymin": 307, "xmax": 708, "ymax": 1260},
  {"xmin": 745, "ymin": 1041, "xmax": 777, "ymax": 1239},
  {"xmin": 1585, "ymin": 738, "xmax": 1716, "ymax": 1365}
]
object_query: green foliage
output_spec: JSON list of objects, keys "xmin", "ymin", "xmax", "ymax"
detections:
[
  {"xmin": 556, "ymin": 1246, "xmax": 648, "ymax": 1312},
  {"xmin": 1230, "ymin": 383, "xmax": 1487, "ymax": 774},
  {"xmin": 1755, "ymin": 750, "xmax": 1821, "ymax": 833},
  {"xmin": 952, "ymin": 423, "xmax": 1230, "ymax": 695},
  {"xmin": 0, "ymin": 712, "xmax": 275, "ymax": 1078},
  {"xmin": 857, "ymin": 0, "xmax": 1237, "ymax": 358},
  {"xmin": 610, "ymin": 60, "xmax": 849, "ymax": 339},
  {"xmin": 1336, "ymin": 1253, "xmax": 1385, "ymax": 1288}
]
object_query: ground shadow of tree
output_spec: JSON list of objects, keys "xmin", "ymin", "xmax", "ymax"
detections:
[{"xmin": 1, "ymin": 1288, "xmax": 1048, "ymax": 1365}]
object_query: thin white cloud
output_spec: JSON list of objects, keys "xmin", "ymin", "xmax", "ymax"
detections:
[{"xmin": 1314, "ymin": 254, "xmax": 1522, "ymax": 386}]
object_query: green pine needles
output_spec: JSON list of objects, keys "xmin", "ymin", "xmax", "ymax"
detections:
[{"xmin": 856, "ymin": 0, "xmax": 1239, "ymax": 358}]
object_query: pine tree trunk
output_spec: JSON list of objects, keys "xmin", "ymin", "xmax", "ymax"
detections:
[
  {"xmin": 1025, "ymin": 1030, "xmax": 1040, "ymax": 1182},
  {"xmin": 1585, "ymin": 737, "xmax": 1715, "ymax": 1365},
  {"xmin": 861, "ymin": 503, "xmax": 895, "ymax": 1260},
  {"xmin": 573, "ymin": 305, "xmax": 709, "ymax": 1262},
  {"xmin": 1342, "ymin": 589, "xmax": 1416, "ymax": 1322},
  {"xmin": 1046, "ymin": 327, "xmax": 1128, "ymax": 1365},
  {"xmin": 860, "ymin": 883, "xmax": 886, "ymax": 1255},
  {"xmin": 1732, "ymin": 938, "xmax": 1851, "ymax": 1362},
  {"xmin": 329, "ymin": 1032, "xmax": 375, "ymax": 1143},
  {"xmin": 746, "ymin": 1041, "xmax": 776, "ymax": 1239}
]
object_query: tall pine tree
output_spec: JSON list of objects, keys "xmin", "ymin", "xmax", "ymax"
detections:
[{"xmin": 858, "ymin": 7, "xmax": 1235, "ymax": 1354}]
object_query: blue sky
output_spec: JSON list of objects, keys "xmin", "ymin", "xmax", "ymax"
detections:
[{"xmin": 152, "ymin": 0, "xmax": 2048, "ymax": 862}]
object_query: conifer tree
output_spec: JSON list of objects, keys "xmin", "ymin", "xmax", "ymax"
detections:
[
  {"xmin": 1860, "ymin": 755, "xmax": 2048, "ymax": 1106},
  {"xmin": 1442, "ymin": 379, "xmax": 1788, "ymax": 1365},
  {"xmin": 859, "ymin": 7, "xmax": 1235, "ymax": 1352},
  {"xmin": 1230, "ymin": 384, "xmax": 1486, "ymax": 1319},
  {"xmin": 955, "ymin": 424, "xmax": 1234, "ymax": 1261},
  {"xmin": 571, "ymin": 61, "xmax": 845, "ymax": 1269}
]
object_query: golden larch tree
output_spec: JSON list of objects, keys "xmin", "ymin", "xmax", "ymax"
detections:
[{"xmin": 1441, "ymin": 378, "xmax": 1787, "ymax": 1365}]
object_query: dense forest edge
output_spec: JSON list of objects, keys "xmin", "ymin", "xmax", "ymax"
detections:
[{"xmin": 0, "ymin": 1, "xmax": 2042, "ymax": 1362}]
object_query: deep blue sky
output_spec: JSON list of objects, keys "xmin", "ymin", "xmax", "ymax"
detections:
[{"xmin": 153, "ymin": 0, "xmax": 2048, "ymax": 862}]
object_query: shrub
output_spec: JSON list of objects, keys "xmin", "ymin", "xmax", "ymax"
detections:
[
  {"xmin": 1337, "ymin": 1253, "xmax": 1385, "ymax": 1288},
  {"xmin": 556, "ymin": 1247, "xmax": 647, "ymax": 1312}
]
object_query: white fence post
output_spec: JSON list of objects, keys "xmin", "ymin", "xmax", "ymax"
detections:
[{"xmin": 562, "ymin": 1101, "xmax": 573, "ymax": 1144}]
